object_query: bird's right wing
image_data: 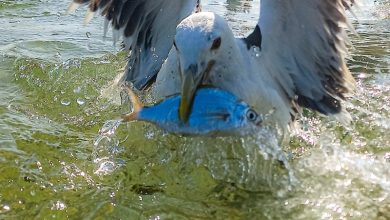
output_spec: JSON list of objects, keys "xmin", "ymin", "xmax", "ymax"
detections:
[
  {"xmin": 68, "ymin": 0, "xmax": 200, "ymax": 90},
  {"xmin": 257, "ymin": 0, "xmax": 356, "ymax": 115}
]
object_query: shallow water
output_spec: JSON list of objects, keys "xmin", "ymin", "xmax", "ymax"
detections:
[{"xmin": 0, "ymin": 0, "xmax": 389, "ymax": 219}]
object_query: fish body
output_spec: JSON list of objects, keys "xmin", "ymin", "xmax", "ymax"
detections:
[{"xmin": 123, "ymin": 88, "xmax": 262, "ymax": 136}]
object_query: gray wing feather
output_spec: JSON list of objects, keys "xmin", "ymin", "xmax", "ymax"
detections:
[
  {"xmin": 70, "ymin": 0, "xmax": 200, "ymax": 90},
  {"xmin": 258, "ymin": 0, "xmax": 356, "ymax": 115}
]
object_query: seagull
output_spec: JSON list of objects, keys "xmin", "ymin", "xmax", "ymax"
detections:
[{"xmin": 68, "ymin": 0, "xmax": 356, "ymax": 136}]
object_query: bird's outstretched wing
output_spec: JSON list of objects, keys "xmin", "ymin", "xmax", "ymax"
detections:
[
  {"xmin": 69, "ymin": 0, "xmax": 200, "ymax": 90},
  {"xmin": 257, "ymin": 0, "xmax": 356, "ymax": 115}
]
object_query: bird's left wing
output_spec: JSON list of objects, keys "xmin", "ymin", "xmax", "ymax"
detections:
[
  {"xmin": 257, "ymin": 0, "xmax": 356, "ymax": 115},
  {"xmin": 68, "ymin": 0, "xmax": 200, "ymax": 90}
]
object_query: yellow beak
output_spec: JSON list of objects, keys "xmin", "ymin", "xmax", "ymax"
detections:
[{"xmin": 179, "ymin": 64, "xmax": 200, "ymax": 122}]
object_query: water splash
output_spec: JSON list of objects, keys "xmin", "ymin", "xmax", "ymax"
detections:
[
  {"xmin": 178, "ymin": 127, "xmax": 296, "ymax": 192},
  {"xmin": 97, "ymin": 119, "xmax": 122, "ymax": 137},
  {"xmin": 253, "ymin": 128, "xmax": 297, "ymax": 188},
  {"xmin": 92, "ymin": 119, "xmax": 123, "ymax": 175},
  {"xmin": 0, "ymin": 0, "xmax": 388, "ymax": 219}
]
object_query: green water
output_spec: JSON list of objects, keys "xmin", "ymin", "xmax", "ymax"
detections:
[{"xmin": 0, "ymin": 0, "xmax": 389, "ymax": 219}]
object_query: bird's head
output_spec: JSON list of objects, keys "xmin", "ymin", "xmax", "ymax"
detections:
[{"xmin": 174, "ymin": 12, "xmax": 231, "ymax": 122}]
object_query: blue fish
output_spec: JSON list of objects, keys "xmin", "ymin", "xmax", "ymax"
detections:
[{"xmin": 122, "ymin": 87, "xmax": 263, "ymax": 136}]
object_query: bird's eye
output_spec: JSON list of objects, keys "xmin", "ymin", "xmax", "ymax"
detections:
[
  {"xmin": 210, "ymin": 37, "xmax": 221, "ymax": 50},
  {"xmin": 246, "ymin": 109, "xmax": 258, "ymax": 122}
]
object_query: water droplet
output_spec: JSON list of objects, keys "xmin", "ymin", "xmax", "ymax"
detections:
[
  {"xmin": 252, "ymin": 46, "xmax": 261, "ymax": 57},
  {"xmin": 36, "ymin": 161, "xmax": 42, "ymax": 170},
  {"xmin": 1, "ymin": 205, "xmax": 10, "ymax": 213},
  {"xmin": 61, "ymin": 99, "xmax": 71, "ymax": 106},
  {"xmin": 73, "ymin": 86, "xmax": 81, "ymax": 93},
  {"xmin": 357, "ymin": 73, "xmax": 369, "ymax": 79},
  {"xmin": 51, "ymin": 201, "xmax": 66, "ymax": 211},
  {"xmin": 76, "ymin": 98, "xmax": 85, "ymax": 105}
]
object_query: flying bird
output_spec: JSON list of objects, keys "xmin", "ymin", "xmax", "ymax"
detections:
[{"xmin": 68, "ymin": 0, "xmax": 356, "ymax": 136}]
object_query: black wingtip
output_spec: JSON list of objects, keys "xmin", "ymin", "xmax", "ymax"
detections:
[
  {"xmin": 297, "ymin": 95, "xmax": 342, "ymax": 115},
  {"xmin": 243, "ymin": 25, "xmax": 262, "ymax": 50}
]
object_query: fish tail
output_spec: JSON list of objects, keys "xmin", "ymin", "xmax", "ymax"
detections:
[
  {"xmin": 121, "ymin": 112, "xmax": 138, "ymax": 122},
  {"xmin": 124, "ymin": 87, "xmax": 144, "ymax": 112},
  {"xmin": 121, "ymin": 87, "xmax": 144, "ymax": 122}
]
